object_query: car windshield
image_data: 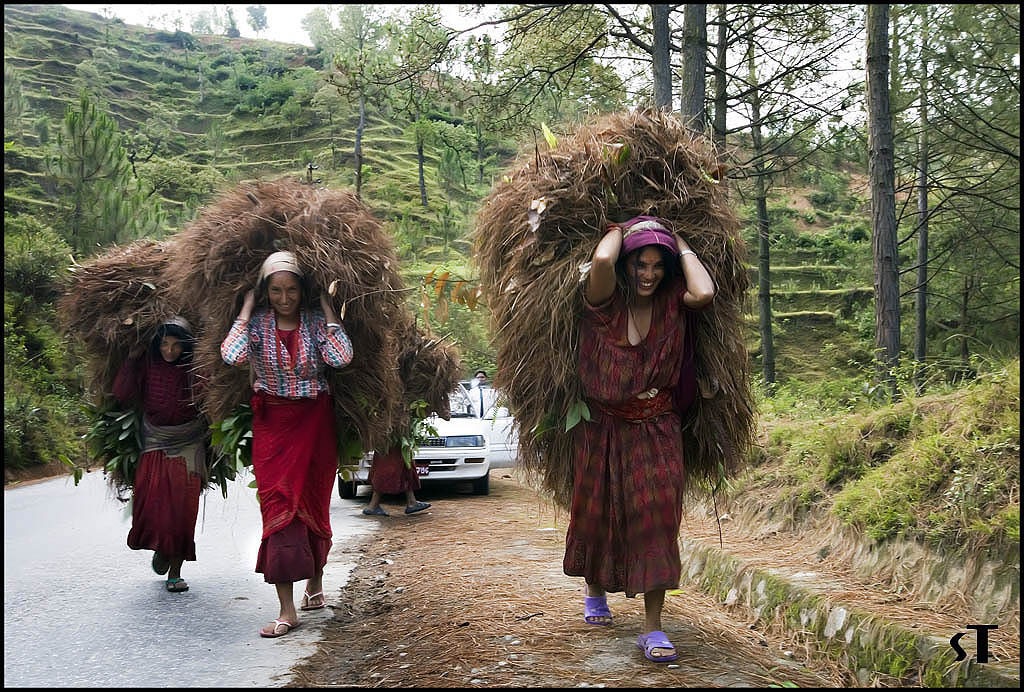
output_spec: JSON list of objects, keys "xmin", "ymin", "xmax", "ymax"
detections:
[{"xmin": 448, "ymin": 384, "xmax": 476, "ymax": 418}]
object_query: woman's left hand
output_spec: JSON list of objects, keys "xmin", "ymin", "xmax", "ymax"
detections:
[{"xmin": 319, "ymin": 292, "xmax": 337, "ymax": 322}]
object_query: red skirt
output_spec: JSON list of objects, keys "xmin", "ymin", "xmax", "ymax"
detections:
[
  {"xmin": 251, "ymin": 391, "xmax": 337, "ymax": 583},
  {"xmin": 127, "ymin": 450, "xmax": 202, "ymax": 560},
  {"xmin": 369, "ymin": 446, "xmax": 421, "ymax": 494}
]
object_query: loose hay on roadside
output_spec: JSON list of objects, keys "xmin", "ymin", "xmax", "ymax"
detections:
[
  {"xmin": 473, "ymin": 109, "xmax": 756, "ymax": 508},
  {"xmin": 292, "ymin": 476, "xmax": 843, "ymax": 688}
]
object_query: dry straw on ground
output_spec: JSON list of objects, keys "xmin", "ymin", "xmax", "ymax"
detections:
[
  {"xmin": 473, "ymin": 108, "xmax": 756, "ymax": 508},
  {"xmin": 165, "ymin": 178, "xmax": 407, "ymax": 453}
]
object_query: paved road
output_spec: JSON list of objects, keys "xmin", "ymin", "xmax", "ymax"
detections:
[{"xmin": 3, "ymin": 469, "xmax": 376, "ymax": 687}]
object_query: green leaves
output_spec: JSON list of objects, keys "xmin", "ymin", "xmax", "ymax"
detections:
[
  {"xmin": 58, "ymin": 454, "xmax": 83, "ymax": 486},
  {"xmin": 541, "ymin": 122, "xmax": 558, "ymax": 149},
  {"xmin": 82, "ymin": 402, "xmax": 142, "ymax": 489},
  {"xmin": 564, "ymin": 399, "xmax": 592, "ymax": 432},
  {"xmin": 209, "ymin": 403, "xmax": 254, "ymax": 498}
]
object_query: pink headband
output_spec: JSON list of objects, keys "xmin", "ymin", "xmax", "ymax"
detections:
[{"xmin": 619, "ymin": 216, "xmax": 679, "ymax": 257}]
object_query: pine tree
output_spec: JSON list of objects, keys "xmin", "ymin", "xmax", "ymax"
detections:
[{"xmin": 49, "ymin": 92, "xmax": 165, "ymax": 256}]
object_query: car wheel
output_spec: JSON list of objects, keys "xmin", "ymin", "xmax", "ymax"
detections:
[
  {"xmin": 337, "ymin": 477, "xmax": 357, "ymax": 499},
  {"xmin": 471, "ymin": 471, "xmax": 489, "ymax": 495}
]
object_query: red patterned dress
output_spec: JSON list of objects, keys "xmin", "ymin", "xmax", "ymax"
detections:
[{"xmin": 563, "ymin": 277, "xmax": 694, "ymax": 597}]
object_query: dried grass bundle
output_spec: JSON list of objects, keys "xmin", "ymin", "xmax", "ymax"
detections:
[
  {"xmin": 473, "ymin": 109, "xmax": 755, "ymax": 508},
  {"xmin": 393, "ymin": 312, "xmax": 462, "ymax": 427},
  {"xmin": 165, "ymin": 178, "xmax": 406, "ymax": 453},
  {"xmin": 57, "ymin": 239, "xmax": 194, "ymax": 398}
]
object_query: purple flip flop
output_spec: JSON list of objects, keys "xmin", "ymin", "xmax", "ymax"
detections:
[
  {"xmin": 637, "ymin": 630, "xmax": 678, "ymax": 662},
  {"xmin": 583, "ymin": 595, "xmax": 613, "ymax": 626}
]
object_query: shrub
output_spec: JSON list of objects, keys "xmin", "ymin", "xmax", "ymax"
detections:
[{"xmin": 3, "ymin": 214, "xmax": 85, "ymax": 470}]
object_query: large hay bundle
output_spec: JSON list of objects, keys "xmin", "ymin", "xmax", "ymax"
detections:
[
  {"xmin": 165, "ymin": 178, "xmax": 406, "ymax": 453},
  {"xmin": 473, "ymin": 109, "xmax": 755, "ymax": 508},
  {"xmin": 392, "ymin": 312, "xmax": 462, "ymax": 430},
  {"xmin": 57, "ymin": 239, "xmax": 196, "ymax": 398}
]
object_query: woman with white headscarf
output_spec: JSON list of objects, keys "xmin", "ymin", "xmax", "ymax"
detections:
[
  {"xmin": 113, "ymin": 316, "xmax": 206, "ymax": 593},
  {"xmin": 220, "ymin": 250, "xmax": 353, "ymax": 638}
]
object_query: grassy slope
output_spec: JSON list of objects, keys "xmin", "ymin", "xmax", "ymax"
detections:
[{"xmin": 741, "ymin": 359, "xmax": 1019, "ymax": 558}]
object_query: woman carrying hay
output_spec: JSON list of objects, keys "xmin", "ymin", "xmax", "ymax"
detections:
[
  {"xmin": 362, "ymin": 450, "xmax": 431, "ymax": 516},
  {"xmin": 112, "ymin": 317, "xmax": 206, "ymax": 593},
  {"xmin": 220, "ymin": 250, "xmax": 353, "ymax": 638},
  {"xmin": 565, "ymin": 215, "xmax": 715, "ymax": 663}
]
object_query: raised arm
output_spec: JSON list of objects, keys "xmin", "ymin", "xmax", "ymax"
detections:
[
  {"xmin": 585, "ymin": 225, "xmax": 623, "ymax": 306},
  {"xmin": 317, "ymin": 292, "xmax": 353, "ymax": 369},
  {"xmin": 221, "ymin": 289, "xmax": 255, "ymax": 365},
  {"xmin": 675, "ymin": 235, "xmax": 716, "ymax": 309}
]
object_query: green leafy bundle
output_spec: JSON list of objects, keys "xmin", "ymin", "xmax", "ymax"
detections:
[
  {"xmin": 395, "ymin": 399, "xmax": 440, "ymax": 468},
  {"xmin": 79, "ymin": 402, "xmax": 143, "ymax": 499},
  {"xmin": 208, "ymin": 403, "xmax": 253, "ymax": 497}
]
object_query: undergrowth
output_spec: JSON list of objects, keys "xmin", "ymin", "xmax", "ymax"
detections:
[{"xmin": 742, "ymin": 358, "xmax": 1020, "ymax": 557}]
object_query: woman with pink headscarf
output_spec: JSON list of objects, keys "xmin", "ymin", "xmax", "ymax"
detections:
[
  {"xmin": 221, "ymin": 250, "xmax": 353, "ymax": 638},
  {"xmin": 564, "ymin": 216, "xmax": 715, "ymax": 663}
]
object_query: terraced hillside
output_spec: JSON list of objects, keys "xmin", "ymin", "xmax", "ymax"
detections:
[{"xmin": 6, "ymin": 3, "xmax": 880, "ymax": 386}]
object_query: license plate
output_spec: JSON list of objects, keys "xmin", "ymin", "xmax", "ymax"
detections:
[{"xmin": 415, "ymin": 464, "xmax": 430, "ymax": 476}]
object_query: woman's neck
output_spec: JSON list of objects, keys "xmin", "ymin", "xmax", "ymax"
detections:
[
  {"xmin": 631, "ymin": 294, "xmax": 654, "ymax": 310},
  {"xmin": 275, "ymin": 310, "xmax": 299, "ymax": 330}
]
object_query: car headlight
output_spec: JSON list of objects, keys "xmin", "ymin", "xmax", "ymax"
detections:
[{"xmin": 445, "ymin": 435, "xmax": 485, "ymax": 448}]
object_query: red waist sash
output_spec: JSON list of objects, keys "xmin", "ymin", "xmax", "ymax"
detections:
[{"xmin": 589, "ymin": 388, "xmax": 674, "ymax": 423}]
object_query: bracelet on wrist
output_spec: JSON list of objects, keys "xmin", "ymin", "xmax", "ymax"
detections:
[
  {"xmin": 680, "ymin": 250, "xmax": 697, "ymax": 259},
  {"xmin": 326, "ymin": 322, "xmax": 341, "ymax": 330}
]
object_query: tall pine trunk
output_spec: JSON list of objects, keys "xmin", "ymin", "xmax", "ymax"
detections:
[
  {"xmin": 476, "ymin": 119, "xmax": 485, "ymax": 185},
  {"xmin": 712, "ymin": 3, "xmax": 727, "ymax": 151},
  {"xmin": 651, "ymin": 4, "xmax": 671, "ymax": 110},
  {"xmin": 417, "ymin": 137, "xmax": 428, "ymax": 207},
  {"xmin": 867, "ymin": 4, "xmax": 901, "ymax": 397},
  {"xmin": 355, "ymin": 91, "xmax": 365, "ymax": 199},
  {"xmin": 679, "ymin": 3, "xmax": 707, "ymax": 131},
  {"xmin": 913, "ymin": 7, "xmax": 929, "ymax": 394},
  {"xmin": 746, "ymin": 22, "xmax": 774, "ymax": 388}
]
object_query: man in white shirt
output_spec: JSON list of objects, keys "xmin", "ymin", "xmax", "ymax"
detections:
[{"xmin": 469, "ymin": 370, "xmax": 495, "ymax": 418}]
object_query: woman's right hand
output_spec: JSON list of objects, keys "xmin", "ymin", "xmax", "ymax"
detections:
[{"xmin": 239, "ymin": 288, "xmax": 256, "ymax": 321}]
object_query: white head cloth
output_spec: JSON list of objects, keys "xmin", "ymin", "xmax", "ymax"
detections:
[
  {"xmin": 259, "ymin": 250, "xmax": 304, "ymax": 281},
  {"xmin": 163, "ymin": 315, "xmax": 193, "ymax": 335}
]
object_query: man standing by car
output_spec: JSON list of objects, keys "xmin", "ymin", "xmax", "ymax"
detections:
[{"xmin": 469, "ymin": 370, "xmax": 495, "ymax": 418}]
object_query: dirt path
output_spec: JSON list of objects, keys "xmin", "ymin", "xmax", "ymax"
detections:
[{"xmin": 289, "ymin": 474, "xmax": 842, "ymax": 688}]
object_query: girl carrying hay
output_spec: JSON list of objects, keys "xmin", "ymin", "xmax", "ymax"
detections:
[
  {"xmin": 220, "ymin": 250, "xmax": 353, "ymax": 638},
  {"xmin": 112, "ymin": 316, "xmax": 206, "ymax": 593},
  {"xmin": 566, "ymin": 215, "xmax": 715, "ymax": 663}
]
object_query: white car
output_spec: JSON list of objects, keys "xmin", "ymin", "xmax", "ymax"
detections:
[
  {"xmin": 460, "ymin": 380, "xmax": 519, "ymax": 470},
  {"xmin": 339, "ymin": 384, "xmax": 491, "ymax": 497},
  {"xmin": 482, "ymin": 401, "xmax": 519, "ymax": 469}
]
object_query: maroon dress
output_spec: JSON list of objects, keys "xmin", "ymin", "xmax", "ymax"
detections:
[
  {"xmin": 113, "ymin": 356, "xmax": 203, "ymax": 561},
  {"xmin": 563, "ymin": 278, "xmax": 693, "ymax": 597},
  {"xmin": 369, "ymin": 446, "xmax": 421, "ymax": 495}
]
